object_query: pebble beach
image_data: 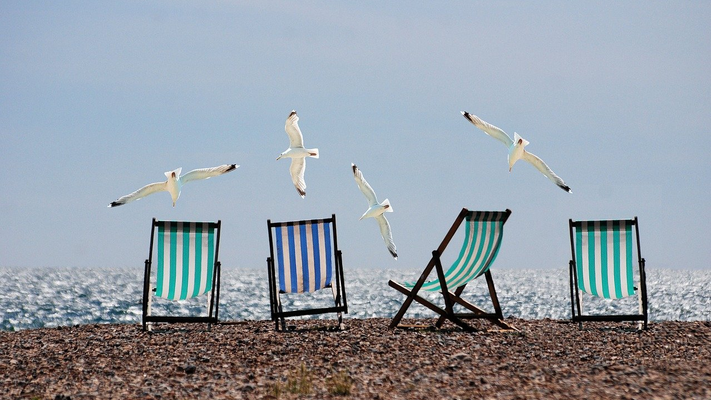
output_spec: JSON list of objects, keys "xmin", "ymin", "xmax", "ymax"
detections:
[{"xmin": 2, "ymin": 318, "xmax": 710, "ymax": 399}]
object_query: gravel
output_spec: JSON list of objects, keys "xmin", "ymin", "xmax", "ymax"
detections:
[{"xmin": 1, "ymin": 318, "xmax": 709, "ymax": 399}]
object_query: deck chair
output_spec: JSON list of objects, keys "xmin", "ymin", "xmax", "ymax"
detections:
[
  {"xmin": 142, "ymin": 218, "xmax": 222, "ymax": 331},
  {"xmin": 266, "ymin": 214, "xmax": 348, "ymax": 331},
  {"xmin": 389, "ymin": 208, "xmax": 515, "ymax": 331},
  {"xmin": 569, "ymin": 217, "xmax": 648, "ymax": 329}
]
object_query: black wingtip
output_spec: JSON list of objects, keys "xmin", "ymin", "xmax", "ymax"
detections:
[
  {"xmin": 226, "ymin": 164, "xmax": 237, "ymax": 172},
  {"xmin": 560, "ymin": 184, "xmax": 572, "ymax": 193},
  {"xmin": 108, "ymin": 201, "xmax": 122, "ymax": 208},
  {"xmin": 351, "ymin": 163, "xmax": 358, "ymax": 175},
  {"xmin": 288, "ymin": 110, "xmax": 297, "ymax": 118},
  {"xmin": 390, "ymin": 249, "xmax": 398, "ymax": 259},
  {"xmin": 461, "ymin": 111, "xmax": 473, "ymax": 123}
]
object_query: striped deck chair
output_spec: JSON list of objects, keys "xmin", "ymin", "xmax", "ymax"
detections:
[
  {"xmin": 569, "ymin": 217, "xmax": 648, "ymax": 329},
  {"xmin": 389, "ymin": 208, "xmax": 515, "ymax": 331},
  {"xmin": 142, "ymin": 219, "xmax": 222, "ymax": 331},
  {"xmin": 266, "ymin": 214, "xmax": 348, "ymax": 331}
]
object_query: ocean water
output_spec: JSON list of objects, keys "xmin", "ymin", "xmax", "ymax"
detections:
[{"xmin": 0, "ymin": 267, "xmax": 708, "ymax": 331}]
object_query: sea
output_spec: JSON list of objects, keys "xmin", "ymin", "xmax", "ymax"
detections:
[{"xmin": 0, "ymin": 267, "xmax": 708, "ymax": 331}]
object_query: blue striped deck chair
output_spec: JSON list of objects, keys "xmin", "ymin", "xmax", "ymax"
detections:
[
  {"xmin": 142, "ymin": 219, "xmax": 222, "ymax": 331},
  {"xmin": 389, "ymin": 208, "xmax": 515, "ymax": 331},
  {"xmin": 266, "ymin": 215, "xmax": 348, "ymax": 331},
  {"xmin": 569, "ymin": 217, "xmax": 648, "ymax": 329}
]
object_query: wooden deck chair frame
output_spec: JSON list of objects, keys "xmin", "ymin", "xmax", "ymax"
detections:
[
  {"xmin": 266, "ymin": 214, "xmax": 348, "ymax": 331},
  {"xmin": 389, "ymin": 208, "xmax": 515, "ymax": 332},
  {"xmin": 142, "ymin": 218, "xmax": 222, "ymax": 331},
  {"xmin": 568, "ymin": 217, "xmax": 648, "ymax": 329}
]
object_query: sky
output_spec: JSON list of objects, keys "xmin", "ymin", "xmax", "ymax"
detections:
[{"xmin": 1, "ymin": 1, "xmax": 709, "ymax": 273}]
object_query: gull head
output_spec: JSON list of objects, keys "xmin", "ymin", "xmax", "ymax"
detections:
[
  {"xmin": 164, "ymin": 167, "xmax": 182, "ymax": 181},
  {"xmin": 360, "ymin": 200, "xmax": 392, "ymax": 220},
  {"xmin": 508, "ymin": 133, "xmax": 528, "ymax": 171},
  {"xmin": 276, "ymin": 149, "xmax": 293, "ymax": 160}
]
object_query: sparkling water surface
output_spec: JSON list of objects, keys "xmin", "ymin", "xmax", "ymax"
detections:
[{"xmin": 0, "ymin": 267, "xmax": 708, "ymax": 331}]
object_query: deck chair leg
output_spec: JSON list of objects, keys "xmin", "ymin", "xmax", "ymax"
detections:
[
  {"xmin": 277, "ymin": 295, "xmax": 286, "ymax": 331},
  {"xmin": 331, "ymin": 282, "xmax": 344, "ymax": 330},
  {"xmin": 637, "ymin": 292, "xmax": 644, "ymax": 330},
  {"xmin": 639, "ymin": 258, "xmax": 648, "ymax": 330},
  {"xmin": 433, "ymin": 252, "xmax": 455, "ymax": 316},
  {"xmin": 435, "ymin": 285, "xmax": 466, "ymax": 328},
  {"xmin": 389, "ymin": 257, "xmax": 438, "ymax": 329},
  {"xmin": 389, "ymin": 281, "xmax": 475, "ymax": 332},
  {"xmin": 577, "ymin": 290, "xmax": 584, "ymax": 329},
  {"xmin": 484, "ymin": 271, "xmax": 504, "ymax": 320},
  {"xmin": 145, "ymin": 287, "xmax": 153, "ymax": 332},
  {"xmin": 206, "ymin": 291, "xmax": 213, "ymax": 330}
]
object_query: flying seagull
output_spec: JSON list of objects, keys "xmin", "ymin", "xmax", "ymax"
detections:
[
  {"xmin": 277, "ymin": 110, "xmax": 319, "ymax": 198},
  {"xmin": 461, "ymin": 111, "xmax": 572, "ymax": 193},
  {"xmin": 352, "ymin": 163, "xmax": 398, "ymax": 259},
  {"xmin": 108, "ymin": 164, "xmax": 238, "ymax": 207}
]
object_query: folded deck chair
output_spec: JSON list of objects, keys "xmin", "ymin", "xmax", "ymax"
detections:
[
  {"xmin": 266, "ymin": 214, "xmax": 348, "ymax": 331},
  {"xmin": 569, "ymin": 217, "xmax": 648, "ymax": 329},
  {"xmin": 142, "ymin": 219, "xmax": 222, "ymax": 331},
  {"xmin": 389, "ymin": 208, "xmax": 514, "ymax": 331}
]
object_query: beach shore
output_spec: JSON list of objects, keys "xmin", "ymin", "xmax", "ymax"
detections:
[{"xmin": 2, "ymin": 318, "xmax": 709, "ymax": 399}]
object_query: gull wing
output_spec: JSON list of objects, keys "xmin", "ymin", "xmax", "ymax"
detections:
[
  {"xmin": 285, "ymin": 110, "xmax": 305, "ymax": 148},
  {"xmin": 289, "ymin": 157, "xmax": 307, "ymax": 197},
  {"xmin": 352, "ymin": 163, "xmax": 378, "ymax": 206},
  {"xmin": 180, "ymin": 164, "xmax": 238, "ymax": 184},
  {"xmin": 461, "ymin": 111, "xmax": 514, "ymax": 148},
  {"xmin": 521, "ymin": 151, "xmax": 572, "ymax": 193},
  {"xmin": 109, "ymin": 181, "xmax": 167, "ymax": 207},
  {"xmin": 375, "ymin": 214, "xmax": 398, "ymax": 259}
]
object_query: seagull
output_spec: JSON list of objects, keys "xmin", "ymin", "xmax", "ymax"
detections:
[
  {"xmin": 352, "ymin": 163, "xmax": 397, "ymax": 259},
  {"xmin": 461, "ymin": 111, "xmax": 572, "ymax": 193},
  {"xmin": 277, "ymin": 110, "xmax": 319, "ymax": 198},
  {"xmin": 108, "ymin": 164, "xmax": 238, "ymax": 207}
]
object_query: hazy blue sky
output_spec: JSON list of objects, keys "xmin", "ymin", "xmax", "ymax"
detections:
[{"xmin": 1, "ymin": 1, "xmax": 709, "ymax": 273}]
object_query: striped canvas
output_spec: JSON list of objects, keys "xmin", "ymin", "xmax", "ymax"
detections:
[
  {"xmin": 574, "ymin": 220, "xmax": 635, "ymax": 299},
  {"xmin": 273, "ymin": 221, "xmax": 333, "ymax": 293},
  {"xmin": 155, "ymin": 221, "xmax": 216, "ymax": 300},
  {"xmin": 407, "ymin": 211, "xmax": 507, "ymax": 292}
]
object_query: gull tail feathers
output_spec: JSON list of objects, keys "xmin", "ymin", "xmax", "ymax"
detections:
[
  {"xmin": 381, "ymin": 198, "xmax": 393, "ymax": 212},
  {"xmin": 308, "ymin": 148, "xmax": 319, "ymax": 159}
]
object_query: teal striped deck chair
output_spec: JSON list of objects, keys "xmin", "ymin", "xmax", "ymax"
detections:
[
  {"xmin": 389, "ymin": 208, "xmax": 515, "ymax": 331},
  {"xmin": 569, "ymin": 217, "xmax": 648, "ymax": 329},
  {"xmin": 266, "ymin": 215, "xmax": 348, "ymax": 331},
  {"xmin": 142, "ymin": 219, "xmax": 222, "ymax": 331}
]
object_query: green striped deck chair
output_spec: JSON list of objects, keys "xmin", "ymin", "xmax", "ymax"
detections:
[
  {"xmin": 266, "ymin": 214, "xmax": 348, "ymax": 331},
  {"xmin": 389, "ymin": 208, "xmax": 515, "ymax": 331},
  {"xmin": 569, "ymin": 217, "xmax": 648, "ymax": 329},
  {"xmin": 142, "ymin": 218, "xmax": 222, "ymax": 331}
]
